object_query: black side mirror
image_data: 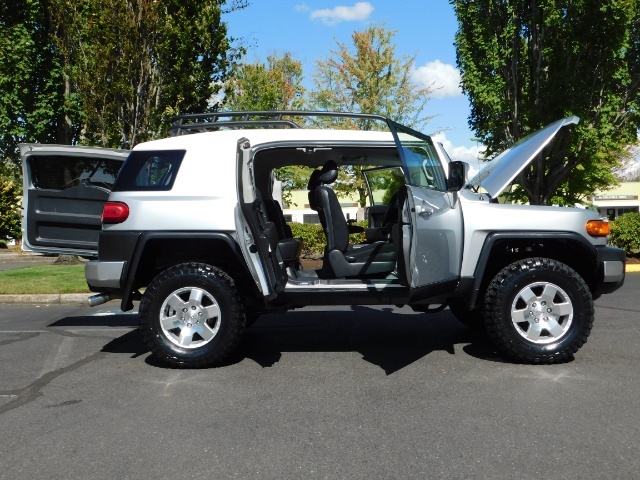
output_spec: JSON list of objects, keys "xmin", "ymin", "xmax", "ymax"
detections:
[{"xmin": 446, "ymin": 161, "xmax": 467, "ymax": 192}]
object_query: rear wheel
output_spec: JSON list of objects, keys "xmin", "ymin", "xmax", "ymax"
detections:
[
  {"xmin": 484, "ymin": 258, "xmax": 594, "ymax": 364},
  {"xmin": 139, "ymin": 263, "xmax": 245, "ymax": 368}
]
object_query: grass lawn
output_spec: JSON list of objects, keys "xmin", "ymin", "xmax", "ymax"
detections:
[{"xmin": 0, "ymin": 264, "xmax": 90, "ymax": 294}]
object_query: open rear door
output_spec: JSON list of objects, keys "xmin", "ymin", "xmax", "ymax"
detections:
[
  {"xmin": 235, "ymin": 138, "xmax": 287, "ymax": 300},
  {"xmin": 20, "ymin": 144, "xmax": 128, "ymax": 258}
]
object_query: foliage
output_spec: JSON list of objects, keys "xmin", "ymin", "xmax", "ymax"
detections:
[
  {"xmin": 0, "ymin": 178, "xmax": 21, "ymax": 241},
  {"xmin": 49, "ymin": 0, "xmax": 246, "ymax": 149},
  {"xmin": 223, "ymin": 52, "xmax": 310, "ymax": 205},
  {"xmin": 310, "ymin": 24, "xmax": 432, "ymax": 207},
  {"xmin": 311, "ymin": 24, "xmax": 432, "ymax": 129},
  {"xmin": 289, "ymin": 223, "xmax": 326, "ymax": 257},
  {"xmin": 289, "ymin": 221, "xmax": 368, "ymax": 257},
  {"xmin": 0, "ymin": 0, "xmax": 70, "ymax": 167},
  {"xmin": 0, "ymin": 0, "xmax": 246, "ymax": 167},
  {"xmin": 610, "ymin": 212, "xmax": 640, "ymax": 254},
  {"xmin": 224, "ymin": 52, "xmax": 306, "ymax": 111},
  {"xmin": 452, "ymin": 0, "xmax": 640, "ymax": 205}
]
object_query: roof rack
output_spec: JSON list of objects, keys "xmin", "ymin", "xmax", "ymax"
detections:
[{"xmin": 168, "ymin": 110, "xmax": 390, "ymax": 136}]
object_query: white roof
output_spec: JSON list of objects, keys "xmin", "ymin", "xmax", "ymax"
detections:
[{"xmin": 133, "ymin": 128, "xmax": 396, "ymax": 152}]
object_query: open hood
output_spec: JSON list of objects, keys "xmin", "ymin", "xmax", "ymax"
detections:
[{"xmin": 468, "ymin": 116, "xmax": 580, "ymax": 198}]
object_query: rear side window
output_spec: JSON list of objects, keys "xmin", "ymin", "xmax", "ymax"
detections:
[
  {"xmin": 113, "ymin": 150, "xmax": 185, "ymax": 191},
  {"xmin": 29, "ymin": 155, "xmax": 123, "ymax": 191}
]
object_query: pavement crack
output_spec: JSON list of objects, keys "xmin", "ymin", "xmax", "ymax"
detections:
[{"xmin": 0, "ymin": 351, "xmax": 107, "ymax": 415}]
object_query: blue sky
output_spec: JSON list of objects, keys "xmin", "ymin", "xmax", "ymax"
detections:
[{"xmin": 225, "ymin": 1, "xmax": 483, "ymax": 164}]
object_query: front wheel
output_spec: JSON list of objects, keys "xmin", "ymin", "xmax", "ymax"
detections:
[
  {"xmin": 484, "ymin": 258, "xmax": 594, "ymax": 364},
  {"xmin": 139, "ymin": 263, "xmax": 246, "ymax": 368}
]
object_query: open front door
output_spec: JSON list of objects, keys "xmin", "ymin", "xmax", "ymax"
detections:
[
  {"xmin": 235, "ymin": 139, "xmax": 287, "ymax": 300},
  {"xmin": 20, "ymin": 144, "xmax": 128, "ymax": 257},
  {"xmin": 388, "ymin": 124, "xmax": 463, "ymax": 292}
]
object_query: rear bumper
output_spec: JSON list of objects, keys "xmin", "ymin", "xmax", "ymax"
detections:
[
  {"xmin": 85, "ymin": 261, "xmax": 125, "ymax": 290},
  {"xmin": 595, "ymin": 246, "xmax": 626, "ymax": 296}
]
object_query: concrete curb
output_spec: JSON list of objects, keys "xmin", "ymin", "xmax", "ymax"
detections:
[
  {"xmin": 626, "ymin": 264, "xmax": 640, "ymax": 273},
  {"xmin": 0, "ymin": 293, "xmax": 90, "ymax": 305}
]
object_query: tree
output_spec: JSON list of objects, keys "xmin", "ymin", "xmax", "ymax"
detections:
[
  {"xmin": 224, "ymin": 52, "xmax": 311, "ymax": 205},
  {"xmin": 310, "ymin": 24, "xmax": 433, "ymax": 206},
  {"xmin": 224, "ymin": 52, "xmax": 306, "ymax": 111},
  {"xmin": 49, "ymin": 0, "xmax": 247, "ymax": 149},
  {"xmin": 452, "ymin": 0, "xmax": 640, "ymax": 205},
  {"xmin": 0, "ymin": 0, "xmax": 246, "ymax": 168},
  {"xmin": 0, "ymin": 0, "xmax": 72, "ymax": 170}
]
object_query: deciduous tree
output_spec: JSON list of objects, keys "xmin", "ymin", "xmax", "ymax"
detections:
[
  {"xmin": 452, "ymin": 0, "xmax": 640, "ymax": 205},
  {"xmin": 311, "ymin": 24, "xmax": 433, "ymax": 206},
  {"xmin": 0, "ymin": 0, "xmax": 246, "ymax": 170},
  {"xmin": 0, "ymin": 0, "xmax": 71, "ymax": 170},
  {"xmin": 224, "ymin": 52, "xmax": 310, "ymax": 205}
]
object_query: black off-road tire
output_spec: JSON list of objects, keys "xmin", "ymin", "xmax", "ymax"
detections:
[
  {"xmin": 139, "ymin": 263, "xmax": 246, "ymax": 368},
  {"xmin": 484, "ymin": 258, "xmax": 594, "ymax": 364}
]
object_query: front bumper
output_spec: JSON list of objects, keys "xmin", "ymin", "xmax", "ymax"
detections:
[{"xmin": 595, "ymin": 246, "xmax": 626, "ymax": 296}]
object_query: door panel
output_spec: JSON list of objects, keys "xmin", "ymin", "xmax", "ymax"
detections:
[
  {"xmin": 26, "ymin": 184, "xmax": 109, "ymax": 252},
  {"xmin": 20, "ymin": 145, "xmax": 128, "ymax": 257},
  {"xmin": 387, "ymin": 123, "xmax": 463, "ymax": 290},
  {"xmin": 406, "ymin": 186, "xmax": 462, "ymax": 288}
]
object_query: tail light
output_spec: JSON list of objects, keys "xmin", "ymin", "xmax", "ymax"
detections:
[
  {"xmin": 102, "ymin": 201, "xmax": 129, "ymax": 224},
  {"xmin": 586, "ymin": 220, "xmax": 609, "ymax": 237}
]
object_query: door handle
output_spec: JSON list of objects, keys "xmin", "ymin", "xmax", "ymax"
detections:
[{"xmin": 415, "ymin": 204, "xmax": 434, "ymax": 217}]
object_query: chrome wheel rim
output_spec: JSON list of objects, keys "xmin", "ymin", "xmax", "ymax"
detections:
[
  {"xmin": 160, "ymin": 287, "xmax": 221, "ymax": 349},
  {"xmin": 511, "ymin": 281, "xmax": 573, "ymax": 345}
]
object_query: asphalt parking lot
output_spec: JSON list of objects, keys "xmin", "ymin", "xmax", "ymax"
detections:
[{"xmin": 1, "ymin": 274, "xmax": 639, "ymax": 479}]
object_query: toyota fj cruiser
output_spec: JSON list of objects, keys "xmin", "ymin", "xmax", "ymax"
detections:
[{"xmin": 21, "ymin": 111, "xmax": 626, "ymax": 367}]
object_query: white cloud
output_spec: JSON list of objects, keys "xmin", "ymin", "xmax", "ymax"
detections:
[
  {"xmin": 310, "ymin": 2, "xmax": 374, "ymax": 25},
  {"xmin": 295, "ymin": 4, "xmax": 310, "ymax": 12},
  {"xmin": 431, "ymin": 132, "xmax": 486, "ymax": 177},
  {"xmin": 413, "ymin": 60, "xmax": 462, "ymax": 99}
]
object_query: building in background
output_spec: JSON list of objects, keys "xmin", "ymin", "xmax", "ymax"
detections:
[
  {"xmin": 589, "ymin": 182, "xmax": 640, "ymax": 220},
  {"xmin": 281, "ymin": 190, "xmax": 364, "ymax": 224}
]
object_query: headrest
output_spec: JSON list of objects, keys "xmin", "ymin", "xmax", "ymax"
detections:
[{"xmin": 318, "ymin": 160, "xmax": 338, "ymax": 185}]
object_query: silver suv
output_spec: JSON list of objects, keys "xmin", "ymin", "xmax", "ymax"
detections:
[{"xmin": 21, "ymin": 111, "xmax": 626, "ymax": 367}]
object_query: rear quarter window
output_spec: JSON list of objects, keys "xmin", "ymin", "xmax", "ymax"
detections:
[{"xmin": 113, "ymin": 150, "xmax": 185, "ymax": 191}]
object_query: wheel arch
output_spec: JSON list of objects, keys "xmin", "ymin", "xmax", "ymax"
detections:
[
  {"xmin": 464, "ymin": 232, "xmax": 598, "ymax": 310},
  {"xmin": 120, "ymin": 232, "xmax": 262, "ymax": 311}
]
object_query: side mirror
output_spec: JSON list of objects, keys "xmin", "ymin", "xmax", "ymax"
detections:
[{"xmin": 447, "ymin": 161, "xmax": 467, "ymax": 192}]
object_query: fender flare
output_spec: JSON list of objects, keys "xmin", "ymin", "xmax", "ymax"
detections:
[
  {"xmin": 461, "ymin": 231, "xmax": 597, "ymax": 309},
  {"xmin": 120, "ymin": 231, "xmax": 251, "ymax": 311}
]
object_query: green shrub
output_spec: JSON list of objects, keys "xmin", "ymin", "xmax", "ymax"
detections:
[
  {"xmin": 289, "ymin": 223, "xmax": 325, "ymax": 257},
  {"xmin": 289, "ymin": 220, "xmax": 368, "ymax": 257},
  {"xmin": 0, "ymin": 179, "xmax": 21, "ymax": 242},
  {"xmin": 609, "ymin": 212, "xmax": 640, "ymax": 254}
]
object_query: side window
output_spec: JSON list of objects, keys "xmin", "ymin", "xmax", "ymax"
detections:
[
  {"xmin": 114, "ymin": 150, "xmax": 185, "ymax": 191},
  {"xmin": 29, "ymin": 155, "xmax": 123, "ymax": 191},
  {"xmin": 363, "ymin": 166, "xmax": 405, "ymax": 205},
  {"xmin": 394, "ymin": 128, "xmax": 448, "ymax": 191}
]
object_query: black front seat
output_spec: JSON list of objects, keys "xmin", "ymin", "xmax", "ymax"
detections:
[{"xmin": 314, "ymin": 162, "xmax": 396, "ymax": 278}]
